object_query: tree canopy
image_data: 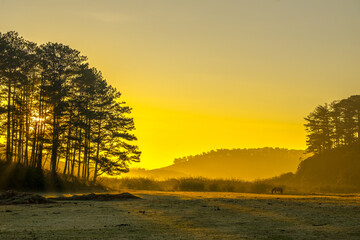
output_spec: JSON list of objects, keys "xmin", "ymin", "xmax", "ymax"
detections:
[
  {"xmin": 305, "ymin": 95, "xmax": 360, "ymax": 154},
  {"xmin": 0, "ymin": 31, "xmax": 140, "ymax": 182}
]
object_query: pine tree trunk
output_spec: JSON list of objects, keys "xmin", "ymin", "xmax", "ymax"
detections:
[
  {"xmin": 93, "ymin": 120, "xmax": 102, "ymax": 182},
  {"xmin": 51, "ymin": 114, "xmax": 58, "ymax": 176},
  {"xmin": 6, "ymin": 79, "xmax": 11, "ymax": 163}
]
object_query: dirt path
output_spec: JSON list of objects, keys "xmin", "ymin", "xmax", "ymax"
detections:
[{"xmin": 0, "ymin": 191, "xmax": 360, "ymax": 239}]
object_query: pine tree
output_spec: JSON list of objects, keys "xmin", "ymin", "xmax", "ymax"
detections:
[{"xmin": 0, "ymin": 31, "xmax": 141, "ymax": 182}]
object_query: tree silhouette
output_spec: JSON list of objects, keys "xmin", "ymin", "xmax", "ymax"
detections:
[
  {"xmin": 305, "ymin": 95, "xmax": 360, "ymax": 154},
  {"xmin": 0, "ymin": 31, "xmax": 140, "ymax": 182}
]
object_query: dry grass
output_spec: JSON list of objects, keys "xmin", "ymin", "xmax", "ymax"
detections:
[
  {"xmin": 102, "ymin": 177, "xmax": 276, "ymax": 194},
  {"xmin": 1, "ymin": 191, "xmax": 360, "ymax": 239}
]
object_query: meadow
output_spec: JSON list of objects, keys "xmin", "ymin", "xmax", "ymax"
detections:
[{"xmin": 1, "ymin": 191, "xmax": 360, "ymax": 239}]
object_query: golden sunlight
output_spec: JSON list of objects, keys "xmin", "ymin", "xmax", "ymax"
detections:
[{"xmin": 1, "ymin": 1, "xmax": 360, "ymax": 239}]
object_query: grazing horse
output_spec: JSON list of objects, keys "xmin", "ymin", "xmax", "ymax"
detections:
[{"xmin": 271, "ymin": 187, "xmax": 283, "ymax": 194}]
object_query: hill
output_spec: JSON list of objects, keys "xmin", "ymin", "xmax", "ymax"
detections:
[
  {"xmin": 124, "ymin": 168, "xmax": 189, "ymax": 179},
  {"xmin": 295, "ymin": 143, "xmax": 360, "ymax": 188},
  {"xmin": 261, "ymin": 143, "xmax": 360, "ymax": 193},
  {"xmin": 125, "ymin": 148, "xmax": 307, "ymax": 181}
]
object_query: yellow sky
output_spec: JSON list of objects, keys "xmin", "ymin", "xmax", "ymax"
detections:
[{"xmin": 1, "ymin": 0, "xmax": 360, "ymax": 169}]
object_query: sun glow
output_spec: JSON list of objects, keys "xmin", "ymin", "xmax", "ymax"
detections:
[
  {"xmin": 31, "ymin": 116, "xmax": 45, "ymax": 123},
  {"xmin": 0, "ymin": 0, "xmax": 359, "ymax": 171}
]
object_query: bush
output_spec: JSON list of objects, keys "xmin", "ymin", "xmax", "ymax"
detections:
[
  {"xmin": 249, "ymin": 181, "xmax": 271, "ymax": 194},
  {"xmin": 176, "ymin": 178, "xmax": 206, "ymax": 191},
  {"xmin": 0, "ymin": 160, "xmax": 106, "ymax": 192}
]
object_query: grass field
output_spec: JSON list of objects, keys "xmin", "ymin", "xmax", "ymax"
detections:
[{"xmin": 1, "ymin": 191, "xmax": 360, "ymax": 239}]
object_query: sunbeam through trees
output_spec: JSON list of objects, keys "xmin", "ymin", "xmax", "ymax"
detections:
[{"xmin": 0, "ymin": 31, "xmax": 140, "ymax": 183}]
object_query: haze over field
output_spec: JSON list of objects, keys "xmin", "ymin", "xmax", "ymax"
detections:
[{"xmin": 1, "ymin": 0, "xmax": 359, "ymax": 170}]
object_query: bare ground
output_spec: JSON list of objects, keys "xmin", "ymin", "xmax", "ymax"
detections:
[{"xmin": 1, "ymin": 191, "xmax": 360, "ymax": 239}]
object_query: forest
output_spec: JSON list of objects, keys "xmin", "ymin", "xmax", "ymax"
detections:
[{"xmin": 0, "ymin": 31, "xmax": 140, "ymax": 185}]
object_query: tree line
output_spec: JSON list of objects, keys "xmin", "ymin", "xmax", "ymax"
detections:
[
  {"xmin": 0, "ymin": 31, "xmax": 140, "ymax": 182},
  {"xmin": 173, "ymin": 147, "xmax": 304, "ymax": 164},
  {"xmin": 305, "ymin": 95, "xmax": 360, "ymax": 154}
]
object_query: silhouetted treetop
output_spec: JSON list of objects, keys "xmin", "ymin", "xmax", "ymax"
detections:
[{"xmin": 305, "ymin": 95, "xmax": 360, "ymax": 154}]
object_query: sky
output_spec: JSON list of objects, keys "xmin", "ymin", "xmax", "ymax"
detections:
[{"xmin": 1, "ymin": 0, "xmax": 359, "ymax": 169}]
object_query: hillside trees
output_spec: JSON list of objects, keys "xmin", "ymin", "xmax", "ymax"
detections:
[
  {"xmin": 305, "ymin": 95, "xmax": 360, "ymax": 154},
  {"xmin": 304, "ymin": 104, "xmax": 332, "ymax": 153},
  {"xmin": 0, "ymin": 31, "xmax": 140, "ymax": 181}
]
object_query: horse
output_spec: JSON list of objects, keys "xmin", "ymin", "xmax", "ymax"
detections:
[{"xmin": 271, "ymin": 187, "xmax": 283, "ymax": 194}]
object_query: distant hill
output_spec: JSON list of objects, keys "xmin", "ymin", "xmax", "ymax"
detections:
[
  {"xmin": 124, "ymin": 168, "xmax": 189, "ymax": 179},
  {"xmin": 125, "ymin": 148, "xmax": 307, "ymax": 181}
]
